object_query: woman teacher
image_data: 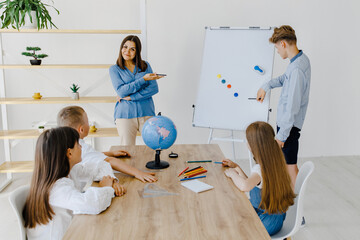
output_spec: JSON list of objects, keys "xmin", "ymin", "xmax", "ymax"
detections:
[{"xmin": 109, "ymin": 35, "xmax": 164, "ymax": 145}]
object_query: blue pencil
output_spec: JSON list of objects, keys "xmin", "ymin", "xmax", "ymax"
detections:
[
  {"xmin": 180, "ymin": 175, "xmax": 206, "ymax": 181},
  {"xmin": 214, "ymin": 161, "xmax": 223, "ymax": 164}
]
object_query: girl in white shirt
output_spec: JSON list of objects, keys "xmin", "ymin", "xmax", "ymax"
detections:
[
  {"xmin": 23, "ymin": 127, "xmax": 125, "ymax": 240},
  {"xmin": 222, "ymin": 121, "xmax": 295, "ymax": 236}
]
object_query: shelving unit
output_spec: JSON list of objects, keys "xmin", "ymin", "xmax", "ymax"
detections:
[
  {"xmin": 0, "ymin": 128, "xmax": 119, "ymax": 140},
  {"xmin": 0, "ymin": 96, "xmax": 116, "ymax": 104},
  {"xmin": 0, "ymin": 64, "xmax": 112, "ymax": 69},
  {"xmin": 0, "ymin": 0, "xmax": 148, "ymax": 191}
]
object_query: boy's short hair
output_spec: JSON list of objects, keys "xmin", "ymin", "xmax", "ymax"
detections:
[
  {"xmin": 57, "ymin": 106, "xmax": 85, "ymax": 128},
  {"xmin": 269, "ymin": 25, "xmax": 297, "ymax": 45}
]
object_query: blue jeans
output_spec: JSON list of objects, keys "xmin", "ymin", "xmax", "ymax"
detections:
[{"xmin": 250, "ymin": 187, "xmax": 286, "ymax": 236}]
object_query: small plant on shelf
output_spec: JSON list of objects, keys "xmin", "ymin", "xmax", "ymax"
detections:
[
  {"xmin": 22, "ymin": 47, "xmax": 48, "ymax": 65},
  {"xmin": 38, "ymin": 125, "xmax": 45, "ymax": 132},
  {"xmin": 70, "ymin": 84, "xmax": 80, "ymax": 100}
]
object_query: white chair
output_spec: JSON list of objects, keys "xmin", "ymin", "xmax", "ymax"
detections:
[
  {"xmin": 9, "ymin": 185, "xmax": 30, "ymax": 240},
  {"xmin": 271, "ymin": 161, "xmax": 314, "ymax": 240}
]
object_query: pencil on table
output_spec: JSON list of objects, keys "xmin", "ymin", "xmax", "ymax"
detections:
[
  {"xmin": 178, "ymin": 167, "xmax": 189, "ymax": 177},
  {"xmin": 180, "ymin": 175, "xmax": 206, "ymax": 181},
  {"xmin": 186, "ymin": 170, "xmax": 207, "ymax": 178},
  {"xmin": 184, "ymin": 167, "xmax": 205, "ymax": 176},
  {"xmin": 184, "ymin": 166, "xmax": 202, "ymax": 173},
  {"xmin": 186, "ymin": 160, "xmax": 212, "ymax": 163}
]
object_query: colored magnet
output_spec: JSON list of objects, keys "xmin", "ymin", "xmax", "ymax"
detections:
[
  {"xmin": 254, "ymin": 65, "xmax": 265, "ymax": 75},
  {"xmin": 234, "ymin": 93, "xmax": 238, "ymax": 97},
  {"xmin": 227, "ymin": 84, "xmax": 231, "ymax": 88},
  {"xmin": 217, "ymin": 74, "xmax": 222, "ymax": 78},
  {"xmin": 221, "ymin": 79, "xmax": 226, "ymax": 84}
]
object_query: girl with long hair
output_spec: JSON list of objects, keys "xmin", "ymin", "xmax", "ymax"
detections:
[
  {"xmin": 23, "ymin": 127, "xmax": 120, "ymax": 240},
  {"xmin": 109, "ymin": 35, "xmax": 164, "ymax": 145},
  {"xmin": 223, "ymin": 121, "xmax": 295, "ymax": 236}
]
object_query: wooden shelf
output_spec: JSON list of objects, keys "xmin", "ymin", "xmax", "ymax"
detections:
[
  {"xmin": 0, "ymin": 64, "xmax": 112, "ymax": 69},
  {"xmin": 0, "ymin": 128, "xmax": 120, "ymax": 139},
  {"xmin": 0, "ymin": 96, "xmax": 116, "ymax": 104},
  {"xmin": 0, "ymin": 29, "xmax": 141, "ymax": 34},
  {"xmin": 0, "ymin": 161, "xmax": 34, "ymax": 173}
]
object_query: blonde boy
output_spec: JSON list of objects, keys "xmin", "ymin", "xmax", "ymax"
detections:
[{"xmin": 57, "ymin": 106, "xmax": 157, "ymax": 183}]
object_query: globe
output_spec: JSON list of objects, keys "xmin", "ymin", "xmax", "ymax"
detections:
[
  {"xmin": 142, "ymin": 114, "xmax": 177, "ymax": 169},
  {"xmin": 142, "ymin": 115, "xmax": 177, "ymax": 150}
]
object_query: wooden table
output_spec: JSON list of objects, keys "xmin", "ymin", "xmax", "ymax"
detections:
[{"xmin": 64, "ymin": 144, "xmax": 270, "ymax": 240}]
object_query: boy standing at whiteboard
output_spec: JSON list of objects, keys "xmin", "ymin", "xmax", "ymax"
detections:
[{"xmin": 257, "ymin": 25, "xmax": 311, "ymax": 190}]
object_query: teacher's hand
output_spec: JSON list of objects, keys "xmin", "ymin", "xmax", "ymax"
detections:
[
  {"xmin": 257, "ymin": 88, "xmax": 266, "ymax": 103},
  {"xmin": 117, "ymin": 96, "xmax": 131, "ymax": 102},
  {"xmin": 143, "ymin": 73, "xmax": 164, "ymax": 81}
]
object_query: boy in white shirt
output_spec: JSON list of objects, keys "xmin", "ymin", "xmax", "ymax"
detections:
[{"xmin": 57, "ymin": 106, "xmax": 158, "ymax": 183}]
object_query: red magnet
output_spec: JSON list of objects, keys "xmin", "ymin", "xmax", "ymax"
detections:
[{"xmin": 227, "ymin": 84, "xmax": 231, "ymax": 88}]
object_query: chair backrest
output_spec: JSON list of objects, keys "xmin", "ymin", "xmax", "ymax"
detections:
[
  {"xmin": 9, "ymin": 185, "xmax": 30, "ymax": 240},
  {"xmin": 271, "ymin": 161, "xmax": 314, "ymax": 240}
]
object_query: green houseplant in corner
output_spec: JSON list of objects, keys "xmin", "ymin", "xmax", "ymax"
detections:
[
  {"xmin": 22, "ymin": 46, "xmax": 48, "ymax": 65},
  {"xmin": 0, "ymin": 0, "xmax": 59, "ymax": 30}
]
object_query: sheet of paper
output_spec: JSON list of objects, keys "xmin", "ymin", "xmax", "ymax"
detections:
[{"xmin": 181, "ymin": 179, "xmax": 214, "ymax": 193}]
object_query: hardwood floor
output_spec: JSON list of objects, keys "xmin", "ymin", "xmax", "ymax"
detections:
[{"xmin": 0, "ymin": 156, "xmax": 359, "ymax": 239}]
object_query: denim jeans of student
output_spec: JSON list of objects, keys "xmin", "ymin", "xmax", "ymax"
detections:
[{"xmin": 250, "ymin": 187, "xmax": 286, "ymax": 236}]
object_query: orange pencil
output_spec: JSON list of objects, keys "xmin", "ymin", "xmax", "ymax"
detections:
[
  {"xmin": 178, "ymin": 167, "xmax": 189, "ymax": 177},
  {"xmin": 186, "ymin": 170, "xmax": 208, "ymax": 178},
  {"xmin": 184, "ymin": 167, "xmax": 205, "ymax": 176}
]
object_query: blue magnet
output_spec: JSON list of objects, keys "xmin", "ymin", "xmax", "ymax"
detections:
[
  {"xmin": 234, "ymin": 93, "xmax": 238, "ymax": 97},
  {"xmin": 254, "ymin": 65, "xmax": 265, "ymax": 75},
  {"xmin": 221, "ymin": 79, "xmax": 226, "ymax": 84}
]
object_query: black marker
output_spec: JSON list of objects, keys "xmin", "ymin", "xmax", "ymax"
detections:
[
  {"xmin": 248, "ymin": 98, "xmax": 257, "ymax": 100},
  {"xmin": 156, "ymin": 74, "xmax": 167, "ymax": 76}
]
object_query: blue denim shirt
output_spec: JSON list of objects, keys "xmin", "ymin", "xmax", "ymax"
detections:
[
  {"xmin": 261, "ymin": 51, "xmax": 311, "ymax": 142},
  {"xmin": 109, "ymin": 62, "xmax": 159, "ymax": 120}
]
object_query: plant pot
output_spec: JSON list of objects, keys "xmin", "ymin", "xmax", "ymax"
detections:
[
  {"xmin": 30, "ymin": 59, "xmax": 42, "ymax": 65},
  {"xmin": 21, "ymin": 11, "xmax": 37, "ymax": 29},
  {"xmin": 71, "ymin": 92, "xmax": 79, "ymax": 100}
]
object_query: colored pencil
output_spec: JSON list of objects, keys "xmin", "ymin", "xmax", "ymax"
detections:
[
  {"xmin": 178, "ymin": 167, "xmax": 189, "ymax": 177},
  {"xmin": 180, "ymin": 175, "xmax": 206, "ymax": 181},
  {"xmin": 184, "ymin": 166, "xmax": 202, "ymax": 173},
  {"xmin": 186, "ymin": 160, "xmax": 212, "ymax": 163},
  {"xmin": 214, "ymin": 161, "xmax": 223, "ymax": 164},
  {"xmin": 186, "ymin": 170, "xmax": 207, "ymax": 178},
  {"xmin": 184, "ymin": 168, "xmax": 205, "ymax": 176}
]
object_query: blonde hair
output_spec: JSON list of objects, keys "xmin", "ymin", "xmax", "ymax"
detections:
[
  {"xmin": 57, "ymin": 106, "xmax": 85, "ymax": 128},
  {"xmin": 246, "ymin": 121, "xmax": 295, "ymax": 214},
  {"xmin": 269, "ymin": 25, "xmax": 297, "ymax": 45}
]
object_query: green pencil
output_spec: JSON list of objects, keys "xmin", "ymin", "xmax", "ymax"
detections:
[{"xmin": 186, "ymin": 160, "xmax": 212, "ymax": 163}]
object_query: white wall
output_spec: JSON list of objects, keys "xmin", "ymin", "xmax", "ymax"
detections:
[{"xmin": 1, "ymin": 0, "xmax": 359, "ymax": 162}]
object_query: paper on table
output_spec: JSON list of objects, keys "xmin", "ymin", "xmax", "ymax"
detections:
[{"xmin": 181, "ymin": 179, "xmax": 214, "ymax": 193}]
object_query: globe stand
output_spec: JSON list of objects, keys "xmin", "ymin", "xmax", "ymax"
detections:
[{"xmin": 146, "ymin": 150, "xmax": 170, "ymax": 169}]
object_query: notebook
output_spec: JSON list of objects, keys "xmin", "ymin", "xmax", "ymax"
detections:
[{"xmin": 181, "ymin": 180, "xmax": 214, "ymax": 193}]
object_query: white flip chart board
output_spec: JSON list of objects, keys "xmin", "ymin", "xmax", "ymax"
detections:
[{"xmin": 193, "ymin": 27, "xmax": 274, "ymax": 131}]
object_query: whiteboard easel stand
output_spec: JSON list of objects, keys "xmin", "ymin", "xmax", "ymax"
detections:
[
  {"xmin": 208, "ymin": 129, "xmax": 256, "ymax": 170},
  {"xmin": 207, "ymin": 129, "xmax": 245, "ymax": 161}
]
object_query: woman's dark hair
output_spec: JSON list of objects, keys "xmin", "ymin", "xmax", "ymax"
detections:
[
  {"xmin": 116, "ymin": 35, "xmax": 148, "ymax": 72},
  {"xmin": 23, "ymin": 127, "xmax": 80, "ymax": 228}
]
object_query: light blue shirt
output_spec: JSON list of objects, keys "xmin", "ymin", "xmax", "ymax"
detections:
[
  {"xmin": 109, "ymin": 62, "xmax": 158, "ymax": 120},
  {"xmin": 261, "ymin": 51, "xmax": 311, "ymax": 142}
]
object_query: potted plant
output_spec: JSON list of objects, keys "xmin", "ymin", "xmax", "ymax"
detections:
[
  {"xmin": 0, "ymin": 0, "xmax": 59, "ymax": 30},
  {"xmin": 38, "ymin": 125, "xmax": 44, "ymax": 133},
  {"xmin": 70, "ymin": 84, "xmax": 80, "ymax": 100},
  {"xmin": 22, "ymin": 47, "xmax": 48, "ymax": 65}
]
